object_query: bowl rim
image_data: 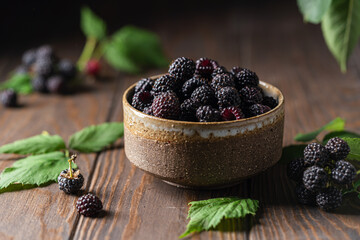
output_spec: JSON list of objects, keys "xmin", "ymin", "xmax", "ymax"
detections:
[{"xmin": 123, "ymin": 74, "xmax": 284, "ymax": 125}]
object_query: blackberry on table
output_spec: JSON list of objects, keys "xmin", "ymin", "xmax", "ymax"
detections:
[
  {"xmin": 295, "ymin": 184, "xmax": 316, "ymax": 205},
  {"xmin": 47, "ymin": 75, "xmax": 67, "ymax": 94},
  {"xmin": 34, "ymin": 58, "xmax": 54, "ymax": 77},
  {"xmin": 221, "ymin": 106, "xmax": 244, "ymax": 121},
  {"xmin": 215, "ymin": 86, "xmax": 241, "ymax": 109},
  {"xmin": 168, "ymin": 57, "xmax": 195, "ymax": 81},
  {"xmin": 135, "ymin": 78, "xmax": 153, "ymax": 93},
  {"xmin": 195, "ymin": 57, "xmax": 217, "ymax": 78},
  {"xmin": 191, "ymin": 85, "xmax": 216, "ymax": 106},
  {"xmin": 331, "ymin": 160, "xmax": 356, "ymax": 185},
  {"xmin": 58, "ymin": 59, "xmax": 76, "ymax": 79},
  {"xmin": 210, "ymin": 73, "xmax": 235, "ymax": 92},
  {"xmin": 22, "ymin": 49, "xmax": 37, "ymax": 67},
  {"xmin": 325, "ymin": 137, "xmax": 350, "ymax": 161},
  {"xmin": 196, "ymin": 105, "xmax": 221, "ymax": 122},
  {"xmin": 316, "ymin": 187, "xmax": 342, "ymax": 211},
  {"xmin": 58, "ymin": 155, "xmax": 84, "ymax": 194},
  {"xmin": 1, "ymin": 90, "xmax": 18, "ymax": 107},
  {"xmin": 234, "ymin": 68, "xmax": 259, "ymax": 89},
  {"xmin": 32, "ymin": 76, "xmax": 48, "ymax": 93},
  {"xmin": 303, "ymin": 166, "xmax": 328, "ymax": 192},
  {"xmin": 36, "ymin": 45, "xmax": 55, "ymax": 60},
  {"xmin": 248, "ymin": 104, "xmax": 271, "ymax": 117},
  {"xmin": 152, "ymin": 75, "xmax": 177, "ymax": 94},
  {"xmin": 180, "ymin": 98, "xmax": 200, "ymax": 121},
  {"xmin": 76, "ymin": 193, "xmax": 103, "ymax": 217},
  {"xmin": 152, "ymin": 91, "xmax": 180, "ymax": 120},
  {"xmin": 182, "ymin": 77, "xmax": 208, "ymax": 99},
  {"xmin": 287, "ymin": 158, "xmax": 306, "ymax": 182},
  {"xmin": 132, "ymin": 91, "xmax": 153, "ymax": 111},
  {"xmin": 239, "ymin": 86, "xmax": 263, "ymax": 106},
  {"xmin": 262, "ymin": 96, "xmax": 278, "ymax": 109},
  {"xmin": 303, "ymin": 143, "xmax": 329, "ymax": 167},
  {"xmin": 211, "ymin": 66, "xmax": 228, "ymax": 78}
]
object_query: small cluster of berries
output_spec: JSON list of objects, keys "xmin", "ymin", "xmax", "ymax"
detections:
[
  {"xmin": 57, "ymin": 155, "xmax": 102, "ymax": 217},
  {"xmin": 131, "ymin": 57, "xmax": 278, "ymax": 122},
  {"xmin": 287, "ymin": 137, "xmax": 356, "ymax": 211}
]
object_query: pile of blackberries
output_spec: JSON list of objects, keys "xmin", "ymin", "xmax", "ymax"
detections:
[
  {"xmin": 131, "ymin": 57, "xmax": 278, "ymax": 122},
  {"xmin": 287, "ymin": 137, "xmax": 356, "ymax": 211}
]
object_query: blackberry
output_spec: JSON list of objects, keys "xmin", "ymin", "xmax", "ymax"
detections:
[
  {"xmin": 303, "ymin": 143, "xmax": 329, "ymax": 167},
  {"xmin": 152, "ymin": 91, "xmax": 180, "ymax": 120},
  {"xmin": 1, "ymin": 90, "xmax": 17, "ymax": 107},
  {"xmin": 58, "ymin": 155, "xmax": 84, "ymax": 194},
  {"xmin": 58, "ymin": 59, "xmax": 76, "ymax": 79},
  {"xmin": 325, "ymin": 137, "xmax": 350, "ymax": 161},
  {"xmin": 196, "ymin": 105, "xmax": 221, "ymax": 122},
  {"xmin": 295, "ymin": 184, "xmax": 316, "ymax": 205},
  {"xmin": 132, "ymin": 91, "xmax": 153, "ymax": 111},
  {"xmin": 180, "ymin": 98, "xmax": 201, "ymax": 121},
  {"xmin": 239, "ymin": 86, "xmax": 263, "ymax": 106},
  {"xmin": 182, "ymin": 77, "xmax": 208, "ymax": 99},
  {"xmin": 210, "ymin": 73, "xmax": 235, "ymax": 92},
  {"xmin": 262, "ymin": 96, "xmax": 278, "ymax": 109},
  {"xmin": 22, "ymin": 49, "xmax": 37, "ymax": 67},
  {"xmin": 191, "ymin": 85, "xmax": 216, "ymax": 106},
  {"xmin": 303, "ymin": 166, "xmax": 328, "ymax": 192},
  {"xmin": 168, "ymin": 57, "xmax": 195, "ymax": 81},
  {"xmin": 221, "ymin": 106, "xmax": 244, "ymax": 121},
  {"xmin": 248, "ymin": 104, "xmax": 271, "ymax": 117},
  {"xmin": 230, "ymin": 66, "xmax": 244, "ymax": 75},
  {"xmin": 331, "ymin": 160, "xmax": 356, "ymax": 185},
  {"xmin": 47, "ymin": 75, "xmax": 67, "ymax": 94},
  {"xmin": 211, "ymin": 66, "xmax": 228, "ymax": 78},
  {"xmin": 234, "ymin": 68, "xmax": 259, "ymax": 89},
  {"xmin": 76, "ymin": 193, "xmax": 103, "ymax": 217},
  {"xmin": 195, "ymin": 58, "xmax": 217, "ymax": 78},
  {"xmin": 32, "ymin": 76, "xmax": 48, "ymax": 93},
  {"xmin": 34, "ymin": 58, "xmax": 53, "ymax": 77},
  {"xmin": 287, "ymin": 158, "xmax": 306, "ymax": 182},
  {"xmin": 215, "ymin": 86, "xmax": 241, "ymax": 109},
  {"xmin": 135, "ymin": 78, "xmax": 153, "ymax": 93},
  {"xmin": 36, "ymin": 45, "xmax": 55, "ymax": 60},
  {"xmin": 143, "ymin": 107, "xmax": 153, "ymax": 116},
  {"xmin": 316, "ymin": 187, "xmax": 342, "ymax": 211},
  {"xmin": 152, "ymin": 75, "xmax": 177, "ymax": 94}
]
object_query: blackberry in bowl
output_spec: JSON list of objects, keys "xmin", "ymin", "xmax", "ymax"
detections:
[{"xmin": 123, "ymin": 57, "xmax": 284, "ymax": 189}]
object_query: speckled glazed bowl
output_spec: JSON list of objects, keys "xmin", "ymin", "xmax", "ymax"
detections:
[{"xmin": 123, "ymin": 75, "xmax": 285, "ymax": 189}]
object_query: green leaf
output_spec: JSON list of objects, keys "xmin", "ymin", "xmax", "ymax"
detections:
[
  {"xmin": 104, "ymin": 25, "xmax": 168, "ymax": 73},
  {"xmin": 179, "ymin": 198, "xmax": 259, "ymax": 238},
  {"xmin": 294, "ymin": 117, "xmax": 345, "ymax": 142},
  {"xmin": 69, "ymin": 122, "xmax": 124, "ymax": 153},
  {"xmin": 297, "ymin": 0, "xmax": 332, "ymax": 23},
  {"xmin": 0, "ymin": 73, "xmax": 33, "ymax": 94},
  {"xmin": 0, "ymin": 134, "xmax": 66, "ymax": 155},
  {"xmin": 321, "ymin": 0, "xmax": 360, "ymax": 72},
  {"xmin": 322, "ymin": 130, "xmax": 360, "ymax": 144},
  {"xmin": 80, "ymin": 7, "xmax": 106, "ymax": 40},
  {"xmin": 341, "ymin": 137, "xmax": 360, "ymax": 161},
  {"xmin": 279, "ymin": 144, "xmax": 307, "ymax": 164},
  {"xmin": 0, "ymin": 152, "xmax": 74, "ymax": 193}
]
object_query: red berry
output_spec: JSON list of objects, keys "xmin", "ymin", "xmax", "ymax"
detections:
[
  {"xmin": 221, "ymin": 107, "xmax": 244, "ymax": 121},
  {"xmin": 86, "ymin": 59, "xmax": 100, "ymax": 76}
]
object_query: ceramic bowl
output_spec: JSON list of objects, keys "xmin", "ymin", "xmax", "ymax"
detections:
[{"xmin": 123, "ymin": 75, "xmax": 284, "ymax": 189}]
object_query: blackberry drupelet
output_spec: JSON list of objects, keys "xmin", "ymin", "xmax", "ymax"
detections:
[
  {"xmin": 325, "ymin": 137, "xmax": 350, "ymax": 161},
  {"xmin": 221, "ymin": 106, "xmax": 244, "ymax": 121},
  {"xmin": 195, "ymin": 57, "xmax": 217, "ymax": 78},
  {"xmin": 239, "ymin": 86, "xmax": 263, "ymax": 106},
  {"xmin": 248, "ymin": 104, "xmax": 271, "ymax": 117},
  {"xmin": 58, "ymin": 169, "xmax": 84, "ymax": 194},
  {"xmin": 32, "ymin": 76, "xmax": 48, "ymax": 93},
  {"xmin": 152, "ymin": 75, "xmax": 177, "ymax": 94},
  {"xmin": 210, "ymin": 73, "xmax": 235, "ymax": 92},
  {"xmin": 303, "ymin": 166, "xmax": 328, "ymax": 192},
  {"xmin": 287, "ymin": 158, "xmax": 306, "ymax": 182},
  {"xmin": 168, "ymin": 57, "xmax": 195, "ymax": 81},
  {"xmin": 196, "ymin": 105, "xmax": 221, "ymax": 122},
  {"xmin": 316, "ymin": 187, "xmax": 342, "ymax": 211},
  {"xmin": 22, "ymin": 49, "xmax": 37, "ymax": 67},
  {"xmin": 47, "ymin": 75, "xmax": 67, "ymax": 94},
  {"xmin": 230, "ymin": 66, "xmax": 244, "ymax": 75},
  {"xmin": 215, "ymin": 86, "xmax": 241, "ymax": 109},
  {"xmin": 152, "ymin": 91, "xmax": 180, "ymax": 120},
  {"xmin": 234, "ymin": 68, "xmax": 259, "ymax": 89},
  {"xmin": 211, "ymin": 66, "xmax": 228, "ymax": 78},
  {"xmin": 132, "ymin": 91, "xmax": 153, "ymax": 111},
  {"xmin": 331, "ymin": 160, "xmax": 356, "ymax": 185},
  {"xmin": 182, "ymin": 77, "xmax": 208, "ymax": 98},
  {"xmin": 180, "ymin": 98, "xmax": 201, "ymax": 121},
  {"xmin": 143, "ymin": 106, "xmax": 153, "ymax": 116},
  {"xmin": 191, "ymin": 85, "xmax": 216, "ymax": 106},
  {"xmin": 1, "ymin": 89, "xmax": 17, "ymax": 107},
  {"xmin": 262, "ymin": 96, "xmax": 278, "ymax": 109},
  {"xmin": 58, "ymin": 59, "xmax": 77, "ymax": 79},
  {"xmin": 303, "ymin": 143, "xmax": 329, "ymax": 166},
  {"xmin": 135, "ymin": 78, "xmax": 153, "ymax": 93},
  {"xmin": 76, "ymin": 193, "xmax": 103, "ymax": 217},
  {"xmin": 295, "ymin": 184, "xmax": 316, "ymax": 205}
]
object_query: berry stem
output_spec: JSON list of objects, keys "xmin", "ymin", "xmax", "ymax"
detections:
[
  {"xmin": 77, "ymin": 37, "xmax": 98, "ymax": 71},
  {"xmin": 68, "ymin": 154, "xmax": 77, "ymax": 179}
]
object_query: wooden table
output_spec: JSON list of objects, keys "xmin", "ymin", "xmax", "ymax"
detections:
[{"xmin": 1, "ymin": 2, "xmax": 360, "ymax": 240}]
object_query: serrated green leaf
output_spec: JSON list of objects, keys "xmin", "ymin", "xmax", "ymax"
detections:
[
  {"xmin": 321, "ymin": 0, "xmax": 360, "ymax": 72},
  {"xmin": 69, "ymin": 122, "xmax": 124, "ymax": 153},
  {"xmin": 341, "ymin": 137, "xmax": 360, "ymax": 161},
  {"xmin": 80, "ymin": 7, "xmax": 106, "ymax": 40},
  {"xmin": 297, "ymin": 0, "xmax": 332, "ymax": 23},
  {"xmin": 322, "ymin": 130, "xmax": 360, "ymax": 144},
  {"xmin": 0, "ymin": 73, "xmax": 33, "ymax": 94},
  {"xmin": 0, "ymin": 134, "xmax": 66, "ymax": 155},
  {"xmin": 294, "ymin": 117, "xmax": 345, "ymax": 142},
  {"xmin": 279, "ymin": 144, "xmax": 307, "ymax": 164},
  {"xmin": 103, "ymin": 25, "xmax": 168, "ymax": 73},
  {"xmin": 179, "ymin": 198, "xmax": 259, "ymax": 238},
  {"xmin": 0, "ymin": 152, "xmax": 75, "ymax": 193}
]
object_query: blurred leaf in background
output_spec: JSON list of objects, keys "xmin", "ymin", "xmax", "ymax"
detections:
[{"xmin": 0, "ymin": 73, "xmax": 33, "ymax": 94}]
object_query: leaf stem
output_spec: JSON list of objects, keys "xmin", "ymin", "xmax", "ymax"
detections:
[
  {"xmin": 68, "ymin": 154, "xmax": 77, "ymax": 178},
  {"xmin": 77, "ymin": 37, "xmax": 98, "ymax": 71}
]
